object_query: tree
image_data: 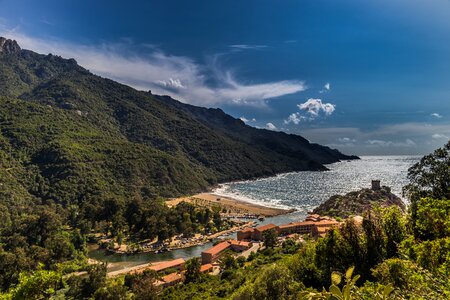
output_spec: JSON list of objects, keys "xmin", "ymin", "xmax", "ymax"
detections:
[
  {"xmin": 236, "ymin": 256, "xmax": 246, "ymax": 268},
  {"xmin": 234, "ymin": 264, "xmax": 296, "ymax": 300},
  {"xmin": 220, "ymin": 254, "xmax": 237, "ymax": 270},
  {"xmin": 382, "ymin": 207, "xmax": 406, "ymax": 258},
  {"xmin": 414, "ymin": 198, "xmax": 450, "ymax": 240},
  {"xmin": 263, "ymin": 229, "xmax": 278, "ymax": 249},
  {"xmin": 403, "ymin": 141, "xmax": 450, "ymax": 236},
  {"xmin": 184, "ymin": 257, "xmax": 201, "ymax": 283},
  {"xmin": 2, "ymin": 268, "xmax": 61, "ymax": 300},
  {"xmin": 362, "ymin": 211, "xmax": 385, "ymax": 279},
  {"xmin": 124, "ymin": 270, "xmax": 160, "ymax": 300},
  {"xmin": 340, "ymin": 219, "xmax": 364, "ymax": 274},
  {"xmin": 315, "ymin": 228, "xmax": 353, "ymax": 284},
  {"xmin": 300, "ymin": 266, "xmax": 394, "ymax": 300},
  {"xmin": 80, "ymin": 263, "xmax": 108, "ymax": 298}
]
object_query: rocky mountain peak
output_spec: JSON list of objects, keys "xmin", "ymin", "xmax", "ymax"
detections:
[{"xmin": 0, "ymin": 37, "xmax": 21, "ymax": 54}]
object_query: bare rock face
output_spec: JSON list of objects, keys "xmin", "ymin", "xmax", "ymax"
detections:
[{"xmin": 0, "ymin": 37, "xmax": 21, "ymax": 54}]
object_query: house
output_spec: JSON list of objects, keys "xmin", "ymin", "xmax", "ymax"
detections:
[
  {"xmin": 201, "ymin": 241, "xmax": 232, "ymax": 264},
  {"xmin": 278, "ymin": 221, "xmax": 317, "ymax": 235},
  {"xmin": 277, "ymin": 217, "xmax": 339, "ymax": 238},
  {"xmin": 237, "ymin": 227, "xmax": 254, "ymax": 241},
  {"xmin": 201, "ymin": 239, "xmax": 253, "ymax": 264},
  {"xmin": 200, "ymin": 264, "xmax": 214, "ymax": 273},
  {"xmin": 314, "ymin": 219, "xmax": 340, "ymax": 237},
  {"xmin": 147, "ymin": 258, "xmax": 185, "ymax": 273},
  {"xmin": 305, "ymin": 214, "xmax": 321, "ymax": 222},
  {"xmin": 159, "ymin": 272, "xmax": 184, "ymax": 287},
  {"xmin": 252, "ymin": 223, "xmax": 278, "ymax": 241},
  {"xmin": 229, "ymin": 240, "xmax": 252, "ymax": 251}
]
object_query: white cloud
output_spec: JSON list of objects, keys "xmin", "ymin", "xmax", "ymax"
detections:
[
  {"xmin": 284, "ymin": 112, "xmax": 306, "ymax": 125},
  {"xmin": 157, "ymin": 78, "xmax": 185, "ymax": 89},
  {"xmin": 338, "ymin": 137, "xmax": 356, "ymax": 143},
  {"xmin": 229, "ymin": 44, "xmax": 268, "ymax": 50},
  {"xmin": 432, "ymin": 133, "xmax": 449, "ymax": 139},
  {"xmin": 319, "ymin": 82, "xmax": 331, "ymax": 93},
  {"xmin": 265, "ymin": 123, "xmax": 277, "ymax": 130},
  {"xmin": 0, "ymin": 29, "xmax": 306, "ymax": 107},
  {"xmin": 284, "ymin": 98, "xmax": 336, "ymax": 125},
  {"xmin": 240, "ymin": 117, "xmax": 256, "ymax": 123},
  {"xmin": 365, "ymin": 139, "xmax": 416, "ymax": 147},
  {"xmin": 431, "ymin": 113, "xmax": 443, "ymax": 118},
  {"xmin": 298, "ymin": 98, "xmax": 336, "ymax": 117}
]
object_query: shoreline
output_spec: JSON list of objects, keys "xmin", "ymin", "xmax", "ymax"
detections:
[{"xmin": 166, "ymin": 192, "xmax": 295, "ymax": 217}]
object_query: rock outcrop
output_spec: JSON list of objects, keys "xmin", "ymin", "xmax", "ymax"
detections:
[
  {"xmin": 313, "ymin": 185, "xmax": 406, "ymax": 218},
  {"xmin": 0, "ymin": 37, "xmax": 21, "ymax": 54}
]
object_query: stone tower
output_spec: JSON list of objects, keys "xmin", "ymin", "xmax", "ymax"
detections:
[{"xmin": 371, "ymin": 180, "xmax": 381, "ymax": 190}]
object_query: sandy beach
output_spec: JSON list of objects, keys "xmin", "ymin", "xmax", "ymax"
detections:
[{"xmin": 166, "ymin": 192, "xmax": 294, "ymax": 217}]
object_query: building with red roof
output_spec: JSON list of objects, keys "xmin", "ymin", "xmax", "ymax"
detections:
[
  {"xmin": 160, "ymin": 272, "xmax": 184, "ymax": 287},
  {"xmin": 237, "ymin": 227, "xmax": 254, "ymax": 241},
  {"xmin": 147, "ymin": 258, "xmax": 185, "ymax": 273},
  {"xmin": 252, "ymin": 223, "xmax": 278, "ymax": 241},
  {"xmin": 200, "ymin": 264, "xmax": 214, "ymax": 273},
  {"xmin": 201, "ymin": 239, "xmax": 252, "ymax": 264}
]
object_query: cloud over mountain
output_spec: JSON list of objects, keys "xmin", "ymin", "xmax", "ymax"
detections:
[
  {"xmin": 284, "ymin": 98, "xmax": 336, "ymax": 124},
  {"xmin": 0, "ymin": 30, "xmax": 305, "ymax": 108}
]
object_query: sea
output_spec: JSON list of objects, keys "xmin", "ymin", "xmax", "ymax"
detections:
[
  {"xmin": 213, "ymin": 155, "xmax": 420, "ymax": 223},
  {"xmin": 89, "ymin": 155, "xmax": 421, "ymax": 269}
]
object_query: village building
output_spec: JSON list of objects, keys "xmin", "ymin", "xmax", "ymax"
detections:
[
  {"xmin": 251, "ymin": 223, "xmax": 278, "ymax": 241},
  {"xmin": 147, "ymin": 258, "xmax": 185, "ymax": 273},
  {"xmin": 278, "ymin": 221, "xmax": 317, "ymax": 235},
  {"xmin": 201, "ymin": 239, "xmax": 252, "ymax": 264},
  {"xmin": 236, "ymin": 227, "xmax": 254, "ymax": 241},
  {"xmin": 199, "ymin": 263, "xmax": 214, "ymax": 273},
  {"xmin": 229, "ymin": 239, "xmax": 252, "ymax": 251},
  {"xmin": 237, "ymin": 215, "xmax": 340, "ymax": 241},
  {"xmin": 158, "ymin": 272, "xmax": 184, "ymax": 288}
]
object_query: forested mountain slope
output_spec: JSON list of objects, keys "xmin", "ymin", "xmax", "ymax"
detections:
[{"xmin": 0, "ymin": 37, "xmax": 357, "ymax": 205}]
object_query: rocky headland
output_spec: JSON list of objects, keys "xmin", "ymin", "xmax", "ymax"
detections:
[{"xmin": 313, "ymin": 181, "xmax": 406, "ymax": 218}]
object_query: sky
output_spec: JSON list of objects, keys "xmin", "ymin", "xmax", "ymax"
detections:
[{"xmin": 1, "ymin": 0, "xmax": 450, "ymax": 155}]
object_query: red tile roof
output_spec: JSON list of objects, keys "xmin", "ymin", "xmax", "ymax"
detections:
[
  {"xmin": 229, "ymin": 240, "xmax": 251, "ymax": 247},
  {"xmin": 255, "ymin": 223, "xmax": 277, "ymax": 232},
  {"xmin": 278, "ymin": 221, "xmax": 316, "ymax": 228},
  {"xmin": 240, "ymin": 227, "xmax": 254, "ymax": 233},
  {"xmin": 203, "ymin": 241, "xmax": 231, "ymax": 255},
  {"xmin": 315, "ymin": 220, "xmax": 339, "ymax": 226},
  {"xmin": 162, "ymin": 272, "xmax": 183, "ymax": 283},
  {"xmin": 200, "ymin": 264, "xmax": 213, "ymax": 273},
  {"xmin": 148, "ymin": 258, "xmax": 185, "ymax": 272}
]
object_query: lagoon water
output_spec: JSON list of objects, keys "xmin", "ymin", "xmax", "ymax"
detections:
[{"xmin": 90, "ymin": 155, "xmax": 420, "ymax": 268}]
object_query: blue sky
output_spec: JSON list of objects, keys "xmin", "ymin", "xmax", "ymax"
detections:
[{"xmin": 1, "ymin": 0, "xmax": 450, "ymax": 155}]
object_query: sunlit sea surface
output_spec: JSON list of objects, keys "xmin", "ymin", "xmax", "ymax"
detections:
[{"xmin": 213, "ymin": 156, "xmax": 420, "ymax": 214}]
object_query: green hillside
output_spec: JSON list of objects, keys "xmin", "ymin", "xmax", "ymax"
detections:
[{"xmin": 0, "ymin": 37, "xmax": 356, "ymax": 205}]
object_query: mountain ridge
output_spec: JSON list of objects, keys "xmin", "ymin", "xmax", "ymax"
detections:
[{"xmin": 0, "ymin": 37, "xmax": 358, "ymax": 206}]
